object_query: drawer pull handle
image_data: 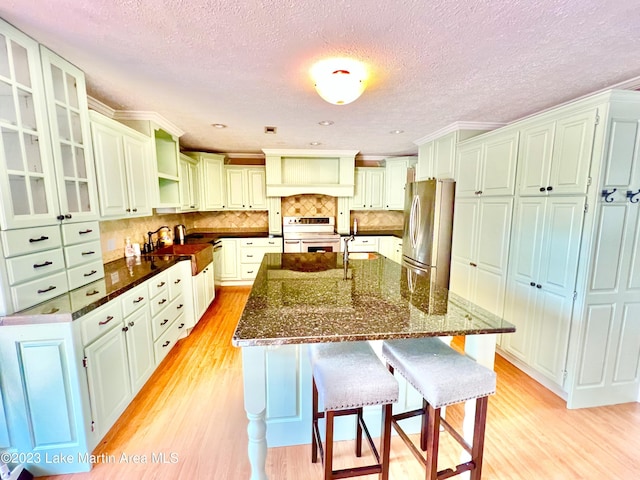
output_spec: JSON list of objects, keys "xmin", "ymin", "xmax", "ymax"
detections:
[
  {"xmin": 86, "ymin": 289, "xmax": 100, "ymax": 296},
  {"xmin": 37, "ymin": 285, "xmax": 56, "ymax": 294},
  {"xmin": 158, "ymin": 298, "xmax": 167, "ymax": 305},
  {"xmin": 160, "ymin": 319, "xmax": 169, "ymax": 326},
  {"xmin": 174, "ymin": 279, "xmax": 181, "ymax": 284},
  {"xmin": 247, "ymin": 270, "xmax": 254, "ymax": 274},
  {"xmin": 246, "ymin": 242, "xmax": 253, "ymax": 245},
  {"xmin": 177, "ymin": 304, "xmax": 184, "ymax": 309},
  {"xmin": 84, "ymin": 270, "xmax": 98, "ymax": 277},
  {"xmin": 29, "ymin": 235, "xmax": 49, "ymax": 243},
  {"xmin": 99, "ymin": 316, "xmax": 114, "ymax": 326},
  {"xmin": 45, "ymin": 307, "xmax": 60, "ymax": 314},
  {"xmin": 133, "ymin": 296, "xmax": 144, "ymax": 303},
  {"xmin": 79, "ymin": 229, "xmax": 93, "ymax": 235},
  {"xmin": 469, "ymin": 262, "xmax": 477, "ymax": 267},
  {"xmin": 268, "ymin": 241, "xmax": 275, "ymax": 245},
  {"xmin": 33, "ymin": 260, "xmax": 53, "ymax": 268},
  {"xmin": 162, "ymin": 341, "xmax": 171, "ymax": 347},
  {"xmin": 247, "ymin": 254, "xmax": 254, "ymax": 257},
  {"xmin": 178, "ymin": 323, "xmax": 185, "ymax": 329},
  {"xmin": 82, "ymin": 251, "xmax": 96, "ymax": 256},
  {"xmin": 157, "ymin": 281, "xmax": 166, "ymax": 287}
]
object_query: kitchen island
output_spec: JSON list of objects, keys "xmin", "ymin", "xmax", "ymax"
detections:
[{"xmin": 232, "ymin": 252, "xmax": 515, "ymax": 479}]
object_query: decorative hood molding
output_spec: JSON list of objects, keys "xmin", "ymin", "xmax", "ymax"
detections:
[{"xmin": 263, "ymin": 149, "xmax": 358, "ymax": 197}]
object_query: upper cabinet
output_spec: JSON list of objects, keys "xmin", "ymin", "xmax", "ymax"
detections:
[
  {"xmin": 40, "ymin": 47, "xmax": 99, "ymax": 223},
  {"xmin": 352, "ymin": 167, "xmax": 385, "ymax": 210},
  {"xmin": 384, "ymin": 156, "xmax": 416, "ymax": 210},
  {"xmin": 90, "ymin": 111, "xmax": 153, "ymax": 218},
  {"xmin": 179, "ymin": 153, "xmax": 199, "ymax": 212},
  {"xmin": 456, "ymin": 129, "xmax": 519, "ymax": 197},
  {"xmin": 225, "ymin": 166, "xmax": 267, "ymax": 210},
  {"xmin": 186, "ymin": 151, "xmax": 226, "ymax": 210},
  {"xmin": 0, "ymin": 20, "xmax": 101, "ymax": 231},
  {"xmin": 517, "ymin": 108, "xmax": 598, "ymax": 196}
]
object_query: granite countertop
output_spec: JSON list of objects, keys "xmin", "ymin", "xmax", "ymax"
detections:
[
  {"xmin": 344, "ymin": 229, "xmax": 403, "ymax": 238},
  {"xmin": 0, "ymin": 256, "xmax": 182, "ymax": 326},
  {"xmin": 232, "ymin": 252, "xmax": 515, "ymax": 347}
]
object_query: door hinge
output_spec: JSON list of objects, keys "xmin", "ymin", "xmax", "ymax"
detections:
[
  {"xmin": 595, "ymin": 113, "xmax": 600, "ymax": 126},
  {"xmin": 573, "ymin": 291, "xmax": 578, "ymax": 301},
  {"xmin": 82, "ymin": 356, "xmax": 88, "ymax": 368},
  {"xmin": 584, "ymin": 203, "xmax": 589, "ymax": 213},
  {"xmin": 562, "ymin": 370, "xmax": 568, "ymax": 382},
  {"xmin": 586, "ymin": 176, "xmax": 592, "ymax": 186},
  {"xmin": 91, "ymin": 421, "xmax": 95, "ymax": 432}
]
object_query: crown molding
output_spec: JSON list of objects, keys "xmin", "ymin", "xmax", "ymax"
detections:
[
  {"xmin": 112, "ymin": 110, "xmax": 185, "ymax": 137},
  {"xmin": 413, "ymin": 121, "xmax": 505, "ymax": 146},
  {"xmin": 87, "ymin": 96, "xmax": 115, "ymax": 118},
  {"xmin": 262, "ymin": 148, "xmax": 359, "ymax": 157}
]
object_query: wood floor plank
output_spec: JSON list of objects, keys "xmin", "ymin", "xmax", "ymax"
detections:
[{"xmin": 40, "ymin": 287, "xmax": 640, "ymax": 479}]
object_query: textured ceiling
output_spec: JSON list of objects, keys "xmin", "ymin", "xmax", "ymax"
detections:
[{"xmin": 1, "ymin": 0, "xmax": 640, "ymax": 157}]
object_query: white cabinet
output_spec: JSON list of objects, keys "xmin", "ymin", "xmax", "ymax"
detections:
[
  {"xmin": 193, "ymin": 260, "xmax": 215, "ymax": 321},
  {"xmin": 450, "ymin": 197, "xmax": 513, "ymax": 316},
  {"xmin": 268, "ymin": 197, "xmax": 282, "ymax": 235},
  {"xmin": 123, "ymin": 307, "xmax": 154, "ymax": 395},
  {"xmin": 186, "ymin": 151, "xmax": 226, "ymax": 210},
  {"xmin": 384, "ymin": 157, "xmax": 416, "ymax": 210},
  {"xmin": 501, "ymin": 197, "xmax": 585, "ymax": 387},
  {"xmin": 456, "ymin": 130, "xmax": 519, "ymax": 197},
  {"xmin": 220, "ymin": 238, "xmax": 239, "ymax": 281},
  {"xmin": 239, "ymin": 237, "xmax": 283, "ymax": 281},
  {"xmin": 349, "ymin": 236, "xmax": 379, "ymax": 252},
  {"xmin": 336, "ymin": 197, "xmax": 351, "ymax": 234},
  {"xmin": 90, "ymin": 111, "xmax": 153, "ymax": 218},
  {"xmin": 179, "ymin": 153, "xmax": 199, "ymax": 211},
  {"xmin": 518, "ymin": 108, "xmax": 597, "ymax": 196},
  {"xmin": 352, "ymin": 168, "xmax": 385, "ymax": 210},
  {"xmin": 225, "ymin": 166, "xmax": 267, "ymax": 210}
]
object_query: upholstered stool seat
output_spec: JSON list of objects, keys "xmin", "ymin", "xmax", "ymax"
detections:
[
  {"xmin": 309, "ymin": 341, "xmax": 399, "ymax": 480},
  {"xmin": 382, "ymin": 338, "xmax": 497, "ymax": 480}
]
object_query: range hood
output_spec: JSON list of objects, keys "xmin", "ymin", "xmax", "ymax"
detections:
[{"xmin": 263, "ymin": 149, "xmax": 357, "ymax": 197}]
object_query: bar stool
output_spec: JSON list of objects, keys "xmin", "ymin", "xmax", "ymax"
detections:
[
  {"xmin": 382, "ymin": 338, "xmax": 496, "ymax": 480},
  {"xmin": 309, "ymin": 341, "xmax": 399, "ymax": 480}
]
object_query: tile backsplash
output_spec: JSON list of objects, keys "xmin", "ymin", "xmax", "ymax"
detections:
[
  {"xmin": 281, "ymin": 195, "xmax": 336, "ymax": 217},
  {"xmin": 350, "ymin": 210, "xmax": 404, "ymax": 230}
]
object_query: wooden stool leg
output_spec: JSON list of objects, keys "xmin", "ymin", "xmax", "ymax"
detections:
[
  {"xmin": 355, "ymin": 407, "xmax": 363, "ymax": 457},
  {"xmin": 325, "ymin": 410, "xmax": 335, "ymax": 480},
  {"xmin": 470, "ymin": 396, "xmax": 489, "ymax": 480},
  {"xmin": 420, "ymin": 398, "xmax": 429, "ymax": 451},
  {"xmin": 424, "ymin": 404, "xmax": 440, "ymax": 480},
  {"xmin": 312, "ymin": 380, "xmax": 319, "ymax": 463},
  {"xmin": 380, "ymin": 403, "xmax": 393, "ymax": 480}
]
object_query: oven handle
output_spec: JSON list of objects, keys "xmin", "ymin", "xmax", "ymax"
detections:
[
  {"xmin": 285, "ymin": 240, "xmax": 300, "ymax": 244},
  {"xmin": 301, "ymin": 240, "xmax": 340, "ymax": 244}
]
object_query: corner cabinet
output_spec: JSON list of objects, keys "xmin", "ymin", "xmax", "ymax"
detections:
[
  {"xmin": 90, "ymin": 111, "xmax": 153, "ymax": 219},
  {"xmin": 384, "ymin": 156, "xmax": 417, "ymax": 210},
  {"xmin": 179, "ymin": 153, "xmax": 200, "ymax": 212},
  {"xmin": 352, "ymin": 167, "xmax": 385, "ymax": 210},
  {"xmin": 184, "ymin": 151, "xmax": 227, "ymax": 210}
]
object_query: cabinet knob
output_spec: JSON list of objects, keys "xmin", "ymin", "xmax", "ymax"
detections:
[
  {"xmin": 530, "ymin": 282, "xmax": 536, "ymax": 287},
  {"xmin": 539, "ymin": 187, "xmax": 546, "ymax": 192},
  {"xmin": 132, "ymin": 208, "xmax": 138, "ymax": 212},
  {"xmin": 122, "ymin": 326, "xmax": 129, "ymax": 332},
  {"xmin": 536, "ymin": 284, "xmax": 542, "ymax": 289},
  {"xmin": 128, "ymin": 321, "xmax": 135, "ymax": 327},
  {"xmin": 546, "ymin": 186, "xmax": 553, "ymax": 191},
  {"xmin": 475, "ymin": 190, "xmax": 483, "ymax": 195},
  {"xmin": 126, "ymin": 208, "xmax": 131, "ymax": 212},
  {"xmin": 57, "ymin": 214, "xmax": 65, "ymax": 220},
  {"xmin": 64, "ymin": 214, "xmax": 72, "ymax": 219}
]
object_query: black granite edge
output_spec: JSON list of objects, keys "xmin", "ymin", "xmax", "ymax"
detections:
[
  {"xmin": 186, "ymin": 231, "xmax": 277, "ymax": 242},
  {"xmin": 71, "ymin": 257, "xmax": 183, "ymax": 320},
  {"xmin": 343, "ymin": 229, "xmax": 403, "ymax": 238}
]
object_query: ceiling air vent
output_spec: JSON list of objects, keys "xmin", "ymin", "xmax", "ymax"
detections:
[{"xmin": 264, "ymin": 126, "xmax": 277, "ymax": 134}]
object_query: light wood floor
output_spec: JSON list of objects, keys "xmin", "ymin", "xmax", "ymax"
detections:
[{"xmin": 42, "ymin": 287, "xmax": 640, "ymax": 479}]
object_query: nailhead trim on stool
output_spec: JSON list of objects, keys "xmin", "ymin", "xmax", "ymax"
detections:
[
  {"xmin": 309, "ymin": 341, "xmax": 399, "ymax": 480},
  {"xmin": 382, "ymin": 338, "xmax": 497, "ymax": 480}
]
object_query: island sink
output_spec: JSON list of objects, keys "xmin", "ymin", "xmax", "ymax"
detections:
[{"xmin": 148, "ymin": 244, "xmax": 213, "ymax": 276}]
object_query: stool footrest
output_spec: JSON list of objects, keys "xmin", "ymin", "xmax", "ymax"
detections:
[{"xmin": 331, "ymin": 464, "xmax": 383, "ymax": 479}]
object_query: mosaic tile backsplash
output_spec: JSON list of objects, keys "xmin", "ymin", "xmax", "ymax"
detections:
[
  {"xmin": 350, "ymin": 210, "xmax": 404, "ymax": 230},
  {"xmin": 281, "ymin": 195, "xmax": 336, "ymax": 217}
]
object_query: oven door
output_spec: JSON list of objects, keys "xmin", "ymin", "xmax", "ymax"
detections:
[{"xmin": 301, "ymin": 239, "xmax": 341, "ymax": 253}]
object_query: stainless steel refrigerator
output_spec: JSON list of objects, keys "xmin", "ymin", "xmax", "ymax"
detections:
[{"xmin": 402, "ymin": 178, "xmax": 455, "ymax": 288}]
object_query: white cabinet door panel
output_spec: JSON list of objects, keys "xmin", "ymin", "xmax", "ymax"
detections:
[
  {"xmin": 475, "ymin": 198, "xmax": 513, "ymax": 273},
  {"xmin": 481, "ymin": 132, "xmax": 518, "ymax": 196},
  {"xmin": 455, "ymin": 144, "xmax": 482, "ymax": 196},
  {"xmin": 518, "ymin": 122, "xmax": 555, "ymax": 195},
  {"xmin": 125, "ymin": 308, "xmax": 154, "ymax": 394}
]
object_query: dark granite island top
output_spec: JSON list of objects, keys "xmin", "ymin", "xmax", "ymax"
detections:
[{"xmin": 232, "ymin": 252, "xmax": 515, "ymax": 347}]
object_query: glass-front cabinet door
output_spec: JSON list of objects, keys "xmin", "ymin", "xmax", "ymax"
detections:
[
  {"xmin": 40, "ymin": 47, "xmax": 98, "ymax": 222},
  {"xmin": 0, "ymin": 20, "xmax": 58, "ymax": 229}
]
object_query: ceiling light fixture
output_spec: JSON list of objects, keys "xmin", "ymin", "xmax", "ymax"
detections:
[
  {"xmin": 390, "ymin": 129, "xmax": 404, "ymax": 134},
  {"xmin": 318, "ymin": 120, "xmax": 334, "ymax": 126},
  {"xmin": 211, "ymin": 123, "xmax": 227, "ymax": 129},
  {"xmin": 309, "ymin": 141, "xmax": 322, "ymax": 146},
  {"xmin": 311, "ymin": 58, "xmax": 368, "ymax": 105}
]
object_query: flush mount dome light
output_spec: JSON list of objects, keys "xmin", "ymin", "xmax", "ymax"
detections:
[{"xmin": 311, "ymin": 58, "xmax": 368, "ymax": 105}]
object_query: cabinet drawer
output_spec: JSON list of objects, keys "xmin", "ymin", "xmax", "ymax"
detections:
[
  {"xmin": 64, "ymin": 240, "xmax": 102, "ymax": 267},
  {"xmin": 70, "ymin": 279, "xmax": 108, "ymax": 311},
  {"xmin": 61, "ymin": 221, "xmax": 101, "ymax": 245},
  {"xmin": 239, "ymin": 237, "xmax": 282, "ymax": 248},
  {"xmin": 79, "ymin": 301, "xmax": 123, "ymax": 346},
  {"xmin": 240, "ymin": 249, "xmax": 264, "ymax": 264},
  {"xmin": 5, "ymin": 248, "xmax": 66, "ymax": 285},
  {"xmin": 121, "ymin": 283, "xmax": 149, "ymax": 317},
  {"xmin": 153, "ymin": 313, "xmax": 184, "ymax": 365},
  {"xmin": 67, "ymin": 259, "xmax": 105, "ymax": 290},
  {"xmin": 240, "ymin": 263, "xmax": 260, "ymax": 280},
  {"xmin": 1, "ymin": 225, "xmax": 62, "ymax": 258},
  {"xmin": 151, "ymin": 294, "xmax": 184, "ymax": 340},
  {"xmin": 10, "ymin": 271, "xmax": 69, "ymax": 312},
  {"xmin": 148, "ymin": 271, "xmax": 169, "ymax": 299},
  {"xmin": 168, "ymin": 261, "xmax": 189, "ymax": 300},
  {"xmin": 149, "ymin": 288, "xmax": 172, "ymax": 317},
  {"xmin": 350, "ymin": 237, "xmax": 379, "ymax": 252}
]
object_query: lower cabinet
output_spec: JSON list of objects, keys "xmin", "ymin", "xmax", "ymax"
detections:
[
  {"xmin": 348, "ymin": 236, "xmax": 379, "ymax": 252},
  {"xmin": 193, "ymin": 260, "xmax": 215, "ymax": 321},
  {"xmin": 220, "ymin": 237, "xmax": 283, "ymax": 285},
  {"xmin": 376, "ymin": 236, "xmax": 403, "ymax": 264}
]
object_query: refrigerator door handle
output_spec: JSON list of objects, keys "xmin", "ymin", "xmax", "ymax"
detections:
[{"xmin": 410, "ymin": 194, "xmax": 421, "ymax": 249}]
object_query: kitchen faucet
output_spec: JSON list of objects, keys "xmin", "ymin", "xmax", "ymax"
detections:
[
  {"xmin": 147, "ymin": 226, "xmax": 170, "ymax": 251},
  {"xmin": 343, "ymin": 234, "xmax": 355, "ymax": 279}
]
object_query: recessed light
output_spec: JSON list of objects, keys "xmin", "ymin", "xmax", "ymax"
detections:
[
  {"xmin": 310, "ymin": 141, "xmax": 322, "ymax": 146},
  {"xmin": 264, "ymin": 126, "xmax": 277, "ymax": 134},
  {"xmin": 211, "ymin": 123, "xmax": 227, "ymax": 129},
  {"xmin": 318, "ymin": 120, "xmax": 334, "ymax": 126},
  {"xmin": 390, "ymin": 129, "xmax": 404, "ymax": 134}
]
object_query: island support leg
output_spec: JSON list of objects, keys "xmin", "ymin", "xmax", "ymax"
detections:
[{"xmin": 242, "ymin": 346, "xmax": 268, "ymax": 480}]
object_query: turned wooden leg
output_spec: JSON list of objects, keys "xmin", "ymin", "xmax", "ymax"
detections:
[
  {"xmin": 424, "ymin": 404, "xmax": 440, "ymax": 480},
  {"xmin": 420, "ymin": 398, "xmax": 429, "ymax": 451}
]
